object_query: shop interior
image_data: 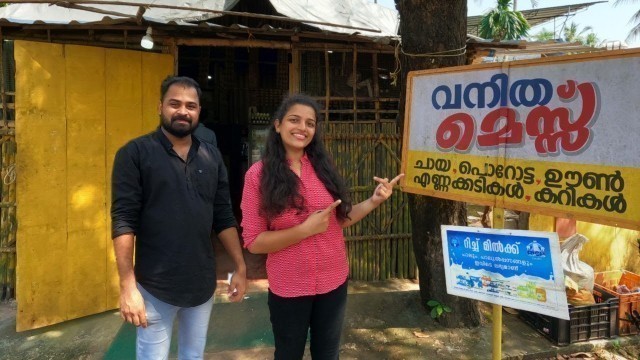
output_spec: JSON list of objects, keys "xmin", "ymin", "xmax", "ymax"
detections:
[{"xmin": 177, "ymin": 45, "xmax": 402, "ymax": 280}]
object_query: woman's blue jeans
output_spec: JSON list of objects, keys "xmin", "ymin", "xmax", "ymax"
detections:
[{"xmin": 136, "ymin": 284, "xmax": 214, "ymax": 360}]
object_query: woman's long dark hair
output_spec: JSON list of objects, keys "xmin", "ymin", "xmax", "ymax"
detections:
[{"xmin": 260, "ymin": 94, "xmax": 352, "ymax": 222}]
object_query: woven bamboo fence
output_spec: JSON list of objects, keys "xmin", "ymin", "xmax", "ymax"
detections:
[
  {"xmin": 297, "ymin": 47, "xmax": 416, "ymax": 281},
  {"xmin": 0, "ymin": 133, "xmax": 16, "ymax": 301},
  {"xmin": 0, "ymin": 40, "xmax": 15, "ymax": 301},
  {"xmin": 324, "ymin": 122, "xmax": 415, "ymax": 281}
]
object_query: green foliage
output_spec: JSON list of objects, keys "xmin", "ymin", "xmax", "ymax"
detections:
[
  {"xmin": 531, "ymin": 28, "xmax": 555, "ymax": 41},
  {"xmin": 612, "ymin": 339, "xmax": 621, "ymax": 351},
  {"xmin": 427, "ymin": 299, "xmax": 452, "ymax": 319},
  {"xmin": 478, "ymin": 0, "xmax": 531, "ymax": 41},
  {"xmin": 584, "ymin": 33, "xmax": 600, "ymax": 47},
  {"xmin": 562, "ymin": 22, "xmax": 600, "ymax": 47},
  {"xmin": 614, "ymin": 0, "xmax": 640, "ymax": 42},
  {"xmin": 563, "ymin": 22, "xmax": 592, "ymax": 43}
]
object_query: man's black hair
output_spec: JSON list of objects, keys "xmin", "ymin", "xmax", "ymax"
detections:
[{"xmin": 160, "ymin": 76, "xmax": 202, "ymax": 102}]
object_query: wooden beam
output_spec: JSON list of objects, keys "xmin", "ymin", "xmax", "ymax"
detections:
[
  {"xmin": 373, "ymin": 52, "xmax": 380, "ymax": 128},
  {"xmin": 135, "ymin": 5, "xmax": 145, "ymax": 24},
  {"xmin": 5, "ymin": 34, "xmax": 164, "ymax": 51},
  {"xmin": 163, "ymin": 37, "xmax": 178, "ymax": 71},
  {"xmin": 4, "ymin": 24, "xmax": 144, "ymax": 30},
  {"xmin": 55, "ymin": 2, "xmax": 136, "ymax": 19},
  {"xmin": 0, "ymin": 24, "xmax": 396, "ymax": 51},
  {"xmin": 0, "ymin": 28, "xmax": 6, "ymax": 127},
  {"xmin": 176, "ymin": 37, "xmax": 290, "ymax": 49},
  {"xmin": 352, "ymin": 44, "xmax": 357, "ymax": 123},
  {"xmin": 324, "ymin": 47, "xmax": 330, "ymax": 126},
  {"xmin": 294, "ymin": 42, "xmax": 395, "ymax": 53},
  {"xmin": 289, "ymin": 47, "xmax": 300, "ymax": 94}
]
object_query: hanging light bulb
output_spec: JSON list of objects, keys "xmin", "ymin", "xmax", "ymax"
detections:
[{"xmin": 140, "ymin": 26, "xmax": 154, "ymax": 50}]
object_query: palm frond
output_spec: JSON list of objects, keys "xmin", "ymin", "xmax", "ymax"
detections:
[
  {"xmin": 585, "ymin": 33, "xmax": 600, "ymax": 47},
  {"xmin": 626, "ymin": 22, "xmax": 640, "ymax": 42},
  {"xmin": 613, "ymin": 0, "xmax": 637, "ymax": 5},
  {"xmin": 532, "ymin": 28, "xmax": 555, "ymax": 41},
  {"xmin": 478, "ymin": 2, "xmax": 530, "ymax": 41},
  {"xmin": 497, "ymin": 0, "xmax": 513, "ymax": 10}
]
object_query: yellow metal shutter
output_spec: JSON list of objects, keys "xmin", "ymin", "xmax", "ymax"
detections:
[{"xmin": 15, "ymin": 41, "xmax": 173, "ymax": 331}]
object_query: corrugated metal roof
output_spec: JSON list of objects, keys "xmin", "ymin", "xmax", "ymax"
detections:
[
  {"xmin": 0, "ymin": 0, "xmax": 397, "ymax": 37},
  {"xmin": 467, "ymin": 1, "xmax": 607, "ymax": 36},
  {"xmin": 269, "ymin": 0, "xmax": 397, "ymax": 37},
  {"xmin": 0, "ymin": 0, "xmax": 605, "ymax": 40},
  {"xmin": 0, "ymin": 0, "xmax": 238, "ymax": 25}
]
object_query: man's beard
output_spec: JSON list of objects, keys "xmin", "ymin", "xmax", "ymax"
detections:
[{"xmin": 160, "ymin": 114, "xmax": 196, "ymax": 138}]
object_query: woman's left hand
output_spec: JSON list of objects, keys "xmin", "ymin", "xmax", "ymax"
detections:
[{"xmin": 371, "ymin": 173, "xmax": 404, "ymax": 205}]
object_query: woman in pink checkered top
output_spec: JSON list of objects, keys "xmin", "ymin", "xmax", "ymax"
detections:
[{"xmin": 241, "ymin": 94, "xmax": 403, "ymax": 360}]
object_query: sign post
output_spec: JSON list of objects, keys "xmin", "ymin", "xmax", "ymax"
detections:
[
  {"xmin": 441, "ymin": 226, "xmax": 569, "ymax": 359},
  {"xmin": 401, "ymin": 49, "xmax": 640, "ymax": 358},
  {"xmin": 492, "ymin": 304, "xmax": 501, "ymax": 360}
]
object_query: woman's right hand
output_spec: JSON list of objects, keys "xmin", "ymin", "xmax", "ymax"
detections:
[{"xmin": 301, "ymin": 199, "xmax": 342, "ymax": 237}]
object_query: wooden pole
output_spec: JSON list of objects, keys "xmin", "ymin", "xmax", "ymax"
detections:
[
  {"xmin": 0, "ymin": 29, "xmax": 6, "ymax": 129},
  {"xmin": 324, "ymin": 47, "xmax": 330, "ymax": 130},
  {"xmin": 352, "ymin": 44, "xmax": 357, "ymax": 124},
  {"xmin": 289, "ymin": 47, "xmax": 300, "ymax": 94},
  {"xmin": 491, "ymin": 207, "xmax": 505, "ymax": 360},
  {"xmin": 492, "ymin": 304, "xmax": 502, "ymax": 360}
]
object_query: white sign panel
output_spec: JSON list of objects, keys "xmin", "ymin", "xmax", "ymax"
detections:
[
  {"xmin": 402, "ymin": 50, "xmax": 640, "ymax": 230},
  {"xmin": 441, "ymin": 225, "xmax": 569, "ymax": 320}
]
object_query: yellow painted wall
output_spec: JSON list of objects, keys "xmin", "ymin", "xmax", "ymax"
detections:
[
  {"xmin": 16, "ymin": 41, "xmax": 173, "ymax": 331},
  {"xmin": 528, "ymin": 214, "xmax": 555, "ymax": 233},
  {"xmin": 576, "ymin": 222, "xmax": 640, "ymax": 273},
  {"xmin": 525, "ymin": 214, "xmax": 640, "ymax": 274}
]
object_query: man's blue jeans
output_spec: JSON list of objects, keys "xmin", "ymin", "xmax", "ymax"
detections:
[{"xmin": 136, "ymin": 284, "xmax": 214, "ymax": 360}]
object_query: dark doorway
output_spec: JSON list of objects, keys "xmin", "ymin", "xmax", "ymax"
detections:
[{"xmin": 178, "ymin": 45, "xmax": 289, "ymax": 280}]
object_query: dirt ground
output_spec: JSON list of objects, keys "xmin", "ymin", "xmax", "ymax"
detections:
[
  {"xmin": 205, "ymin": 282, "xmax": 640, "ymax": 360},
  {"xmin": 540, "ymin": 346, "xmax": 640, "ymax": 359},
  {"xmin": 5, "ymin": 203, "xmax": 635, "ymax": 359},
  {"xmin": 205, "ymin": 204, "xmax": 631, "ymax": 360},
  {"xmin": 4, "ymin": 277, "xmax": 640, "ymax": 359}
]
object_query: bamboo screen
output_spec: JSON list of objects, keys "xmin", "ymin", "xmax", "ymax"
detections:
[
  {"xmin": 0, "ymin": 40, "xmax": 15, "ymax": 301},
  {"xmin": 300, "ymin": 48, "xmax": 416, "ymax": 280}
]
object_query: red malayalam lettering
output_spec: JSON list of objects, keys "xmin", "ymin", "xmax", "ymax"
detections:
[{"xmin": 434, "ymin": 80, "xmax": 598, "ymax": 155}]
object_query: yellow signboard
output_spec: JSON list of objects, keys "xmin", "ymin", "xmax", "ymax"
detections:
[{"xmin": 401, "ymin": 49, "xmax": 640, "ymax": 230}]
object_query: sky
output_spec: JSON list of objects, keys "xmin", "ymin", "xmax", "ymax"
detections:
[{"xmin": 372, "ymin": 0, "xmax": 639, "ymax": 47}]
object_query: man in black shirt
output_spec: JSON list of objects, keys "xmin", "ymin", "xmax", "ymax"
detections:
[{"xmin": 111, "ymin": 76, "xmax": 246, "ymax": 359}]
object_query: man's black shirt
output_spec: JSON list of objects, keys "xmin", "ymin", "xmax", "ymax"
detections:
[{"xmin": 111, "ymin": 127, "xmax": 237, "ymax": 307}]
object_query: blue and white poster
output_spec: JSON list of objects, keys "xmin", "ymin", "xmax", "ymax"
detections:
[{"xmin": 442, "ymin": 225, "xmax": 569, "ymax": 320}]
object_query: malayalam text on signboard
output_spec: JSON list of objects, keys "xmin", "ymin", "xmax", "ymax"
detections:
[
  {"xmin": 401, "ymin": 50, "xmax": 640, "ymax": 230},
  {"xmin": 441, "ymin": 226, "xmax": 569, "ymax": 319}
]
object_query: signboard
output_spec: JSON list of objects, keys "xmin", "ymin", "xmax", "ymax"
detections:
[
  {"xmin": 401, "ymin": 49, "xmax": 640, "ymax": 230},
  {"xmin": 441, "ymin": 226, "xmax": 569, "ymax": 320}
]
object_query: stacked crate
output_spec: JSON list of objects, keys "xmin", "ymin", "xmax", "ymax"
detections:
[
  {"xmin": 519, "ymin": 299, "xmax": 619, "ymax": 345},
  {"xmin": 593, "ymin": 270, "xmax": 640, "ymax": 336}
]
